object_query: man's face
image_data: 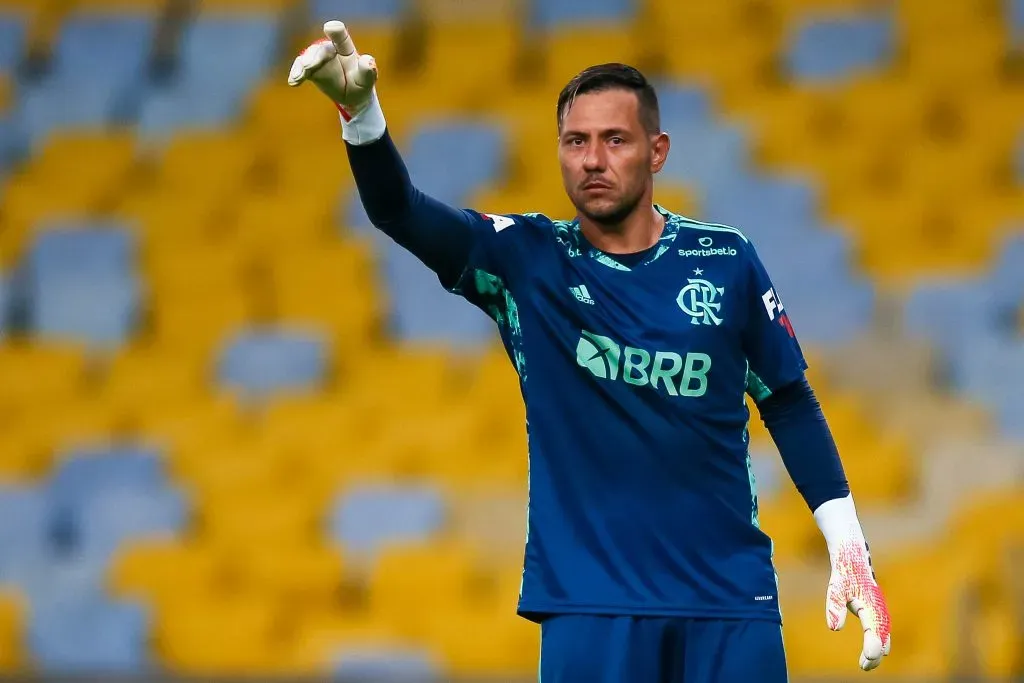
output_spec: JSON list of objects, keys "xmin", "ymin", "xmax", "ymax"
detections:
[{"xmin": 558, "ymin": 89, "xmax": 668, "ymax": 225}]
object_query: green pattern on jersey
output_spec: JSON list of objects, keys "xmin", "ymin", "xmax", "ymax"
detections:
[
  {"xmin": 468, "ymin": 270, "xmax": 527, "ymax": 379},
  {"xmin": 744, "ymin": 367, "xmax": 771, "ymax": 528}
]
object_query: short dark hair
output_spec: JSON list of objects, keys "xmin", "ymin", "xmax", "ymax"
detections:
[{"xmin": 556, "ymin": 63, "xmax": 661, "ymax": 135}]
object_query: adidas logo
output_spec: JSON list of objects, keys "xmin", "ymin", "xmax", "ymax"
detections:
[{"xmin": 571, "ymin": 284, "xmax": 595, "ymax": 305}]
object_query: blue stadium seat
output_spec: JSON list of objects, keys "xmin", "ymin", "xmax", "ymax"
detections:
[
  {"xmin": 48, "ymin": 444, "xmax": 167, "ymax": 537},
  {"xmin": 27, "ymin": 223, "xmax": 137, "ymax": 276},
  {"xmin": 12, "ymin": 554, "xmax": 109, "ymax": 611},
  {"xmin": 28, "ymin": 598, "xmax": 149, "ymax": 673},
  {"xmin": 0, "ymin": 269, "xmax": 8, "ymax": 338},
  {"xmin": 0, "ymin": 114, "xmax": 28, "ymax": 170},
  {"xmin": 701, "ymin": 172, "xmax": 819, "ymax": 237},
  {"xmin": 0, "ymin": 12, "xmax": 26, "ymax": 73},
  {"xmin": 179, "ymin": 14, "xmax": 280, "ymax": 97},
  {"xmin": 656, "ymin": 82, "xmax": 713, "ymax": 127},
  {"xmin": 950, "ymin": 338, "xmax": 1024, "ymax": 427},
  {"xmin": 22, "ymin": 224, "xmax": 141, "ymax": 347},
  {"xmin": 17, "ymin": 14, "xmax": 154, "ymax": 143},
  {"xmin": 531, "ymin": 0, "xmax": 635, "ymax": 27},
  {"xmin": 311, "ymin": 0, "xmax": 405, "ymax": 23},
  {"xmin": 332, "ymin": 646, "xmax": 441, "ymax": 681},
  {"xmin": 75, "ymin": 487, "xmax": 188, "ymax": 562},
  {"xmin": 0, "ymin": 486, "xmax": 50, "ymax": 580},
  {"xmin": 659, "ymin": 123, "xmax": 750, "ymax": 193},
  {"xmin": 381, "ymin": 241, "xmax": 495, "ymax": 345},
  {"xmin": 329, "ymin": 483, "xmax": 446, "ymax": 557},
  {"xmin": 905, "ymin": 277, "xmax": 1000, "ymax": 367},
  {"xmin": 405, "ymin": 121, "xmax": 506, "ymax": 206},
  {"xmin": 217, "ymin": 327, "xmax": 328, "ymax": 400},
  {"xmin": 136, "ymin": 84, "xmax": 239, "ymax": 139},
  {"xmin": 29, "ymin": 276, "xmax": 140, "ymax": 348},
  {"xmin": 988, "ymin": 230, "xmax": 1024, "ymax": 319},
  {"xmin": 786, "ymin": 12, "xmax": 893, "ymax": 82},
  {"xmin": 773, "ymin": 275, "xmax": 875, "ymax": 346},
  {"xmin": 1011, "ymin": 0, "xmax": 1024, "ymax": 45}
]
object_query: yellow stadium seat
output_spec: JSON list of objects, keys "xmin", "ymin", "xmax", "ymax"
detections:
[
  {"xmin": 115, "ymin": 192, "xmax": 227, "ymax": 250},
  {"xmin": 109, "ymin": 538, "xmax": 228, "ymax": 608},
  {"xmin": 197, "ymin": 488, "xmax": 324, "ymax": 551},
  {"xmin": 230, "ymin": 191, "xmax": 336, "ymax": 255},
  {"xmin": 0, "ymin": 589, "xmax": 25, "ymax": 671},
  {"xmin": 269, "ymin": 240, "xmax": 382, "ymax": 342},
  {"xmin": 151, "ymin": 131, "xmax": 257, "ymax": 204},
  {"xmin": 148, "ymin": 292, "xmax": 253, "ymax": 359},
  {"xmin": 541, "ymin": 28, "xmax": 645, "ymax": 86},
  {"xmin": 839, "ymin": 76, "xmax": 931, "ymax": 142},
  {"xmin": 97, "ymin": 346, "xmax": 207, "ymax": 423},
  {"xmin": 132, "ymin": 393, "xmax": 247, "ymax": 461},
  {"xmin": 197, "ymin": 0, "xmax": 300, "ymax": 10},
  {"xmin": 419, "ymin": 20, "xmax": 520, "ymax": 107},
  {"xmin": 241, "ymin": 543, "xmax": 344, "ymax": 604},
  {"xmin": 0, "ymin": 342, "xmax": 87, "ymax": 409},
  {"xmin": 758, "ymin": 490, "xmax": 819, "ymax": 562},
  {"xmin": 428, "ymin": 601, "xmax": 540, "ymax": 676},
  {"xmin": 947, "ymin": 488, "xmax": 1024, "ymax": 561},
  {"xmin": 663, "ymin": 34, "xmax": 777, "ymax": 107},
  {"xmin": 0, "ymin": 423, "xmax": 55, "ymax": 483},
  {"xmin": 0, "ymin": 74, "xmax": 11, "ymax": 113},
  {"xmin": 368, "ymin": 541, "xmax": 479, "ymax": 638},
  {"xmin": 156, "ymin": 592, "xmax": 284, "ymax": 675},
  {"xmin": 840, "ymin": 432, "xmax": 916, "ymax": 506},
  {"xmin": 70, "ymin": 0, "xmax": 165, "ymax": 9},
  {"xmin": 902, "ymin": 27, "xmax": 1006, "ymax": 90},
  {"xmin": 174, "ymin": 431, "xmax": 289, "ymax": 494}
]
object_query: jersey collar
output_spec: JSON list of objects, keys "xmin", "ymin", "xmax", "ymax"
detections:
[{"xmin": 557, "ymin": 205, "xmax": 682, "ymax": 272}]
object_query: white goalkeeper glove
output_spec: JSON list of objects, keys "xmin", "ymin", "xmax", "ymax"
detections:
[
  {"xmin": 814, "ymin": 494, "xmax": 892, "ymax": 672},
  {"xmin": 287, "ymin": 20, "xmax": 385, "ymax": 144}
]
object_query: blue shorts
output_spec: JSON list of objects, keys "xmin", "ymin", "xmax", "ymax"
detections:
[{"xmin": 538, "ymin": 615, "xmax": 788, "ymax": 683}]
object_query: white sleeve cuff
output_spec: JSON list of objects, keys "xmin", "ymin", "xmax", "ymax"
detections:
[
  {"xmin": 813, "ymin": 493, "xmax": 866, "ymax": 556},
  {"xmin": 340, "ymin": 89, "xmax": 387, "ymax": 145}
]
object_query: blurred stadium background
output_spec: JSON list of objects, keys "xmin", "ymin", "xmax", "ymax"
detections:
[{"xmin": 0, "ymin": 0, "xmax": 1021, "ymax": 680}]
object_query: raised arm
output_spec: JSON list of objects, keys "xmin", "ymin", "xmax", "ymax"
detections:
[{"xmin": 288, "ymin": 21, "xmax": 483, "ymax": 289}]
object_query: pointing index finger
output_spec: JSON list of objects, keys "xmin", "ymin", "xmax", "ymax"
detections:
[{"xmin": 324, "ymin": 20, "xmax": 357, "ymax": 57}]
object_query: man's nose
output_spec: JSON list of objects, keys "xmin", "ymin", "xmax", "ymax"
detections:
[{"xmin": 583, "ymin": 142, "xmax": 606, "ymax": 170}]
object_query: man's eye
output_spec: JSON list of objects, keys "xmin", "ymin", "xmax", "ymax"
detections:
[
  {"xmin": 570, "ymin": 138, "xmax": 584, "ymax": 146},
  {"xmin": 609, "ymin": 137, "xmax": 624, "ymax": 145}
]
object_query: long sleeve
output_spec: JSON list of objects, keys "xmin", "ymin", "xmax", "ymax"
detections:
[
  {"xmin": 344, "ymin": 129, "xmax": 478, "ymax": 290},
  {"xmin": 756, "ymin": 376, "xmax": 850, "ymax": 511}
]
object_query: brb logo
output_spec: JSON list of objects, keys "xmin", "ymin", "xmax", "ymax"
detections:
[
  {"xmin": 575, "ymin": 330, "xmax": 711, "ymax": 397},
  {"xmin": 677, "ymin": 279, "xmax": 725, "ymax": 326}
]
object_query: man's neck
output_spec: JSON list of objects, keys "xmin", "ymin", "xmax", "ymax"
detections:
[{"xmin": 578, "ymin": 204, "xmax": 665, "ymax": 255}]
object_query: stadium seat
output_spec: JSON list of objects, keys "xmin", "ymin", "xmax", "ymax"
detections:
[
  {"xmin": 179, "ymin": 13, "xmax": 281, "ymax": 97},
  {"xmin": 74, "ymin": 486, "xmax": 189, "ymax": 562},
  {"xmin": 15, "ymin": 13, "xmax": 153, "ymax": 144},
  {"xmin": 1013, "ymin": 0, "xmax": 1024, "ymax": 44},
  {"xmin": 108, "ymin": 538, "xmax": 225, "ymax": 608},
  {"xmin": 379, "ymin": 241, "xmax": 495, "ymax": 346},
  {"xmin": 0, "ymin": 342, "xmax": 87, "ymax": 409},
  {"xmin": 47, "ymin": 443, "xmax": 168, "ymax": 529},
  {"xmin": 903, "ymin": 276, "xmax": 998, "ymax": 364},
  {"xmin": 0, "ymin": 12, "xmax": 25, "ymax": 74},
  {"xmin": 29, "ymin": 276, "xmax": 141, "ymax": 348},
  {"xmin": 785, "ymin": 11, "xmax": 893, "ymax": 83},
  {"xmin": 659, "ymin": 123, "xmax": 751, "ymax": 193},
  {"xmin": 700, "ymin": 171, "xmax": 819, "ymax": 237},
  {"xmin": 987, "ymin": 230, "xmax": 1024, "ymax": 316},
  {"xmin": 216, "ymin": 327, "xmax": 328, "ymax": 401},
  {"xmin": 657, "ymin": 82, "xmax": 714, "ymax": 127},
  {"xmin": 404, "ymin": 121, "xmax": 507, "ymax": 205},
  {"xmin": 0, "ymin": 485, "xmax": 49, "ymax": 580},
  {"xmin": 310, "ymin": 0, "xmax": 405, "ymax": 23},
  {"xmin": 0, "ymin": 589, "xmax": 24, "ymax": 670},
  {"xmin": 530, "ymin": 0, "xmax": 634, "ymax": 27},
  {"xmin": 10, "ymin": 553, "xmax": 109, "ymax": 612},
  {"xmin": 331, "ymin": 647, "xmax": 442, "ymax": 681},
  {"xmin": 329, "ymin": 482, "xmax": 447, "ymax": 558},
  {"xmin": 0, "ymin": 269, "xmax": 8, "ymax": 337},
  {"xmin": 28, "ymin": 598, "xmax": 149, "ymax": 673}
]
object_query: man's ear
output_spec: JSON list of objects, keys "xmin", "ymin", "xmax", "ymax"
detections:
[{"xmin": 651, "ymin": 132, "xmax": 670, "ymax": 173}]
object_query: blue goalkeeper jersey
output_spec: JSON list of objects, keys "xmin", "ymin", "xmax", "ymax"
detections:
[{"xmin": 446, "ymin": 205, "xmax": 808, "ymax": 622}]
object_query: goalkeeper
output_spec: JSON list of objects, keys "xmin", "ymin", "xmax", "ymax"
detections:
[{"xmin": 289, "ymin": 21, "xmax": 892, "ymax": 682}]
